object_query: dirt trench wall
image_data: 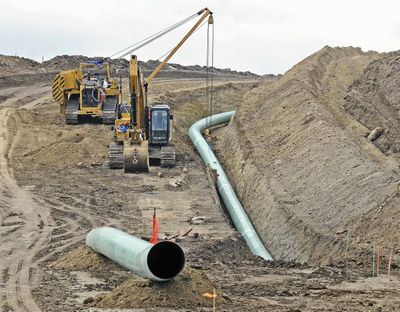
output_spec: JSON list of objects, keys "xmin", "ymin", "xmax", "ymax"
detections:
[
  {"xmin": 218, "ymin": 47, "xmax": 399, "ymax": 264},
  {"xmin": 344, "ymin": 51, "xmax": 400, "ymax": 157}
]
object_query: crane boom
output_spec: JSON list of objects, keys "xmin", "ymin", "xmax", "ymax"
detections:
[
  {"xmin": 146, "ymin": 8, "xmax": 213, "ymax": 84},
  {"xmin": 109, "ymin": 8, "xmax": 214, "ymax": 172}
]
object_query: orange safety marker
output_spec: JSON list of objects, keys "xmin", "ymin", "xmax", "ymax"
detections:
[{"xmin": 150, "ymin": 207, "xmax": 159, "ymax": 244}]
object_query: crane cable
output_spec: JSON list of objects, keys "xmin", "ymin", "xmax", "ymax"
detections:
[
  {"xmin": 206, "ymin": 17, "xmax": 215, "ymax": 129},
  {"xmin": 155, "ymin": 19, "xmax": 209, "ymax": 62},
  {"xmin": 109, "ymin": 12, "xmax": 200, "ymax": 59}
]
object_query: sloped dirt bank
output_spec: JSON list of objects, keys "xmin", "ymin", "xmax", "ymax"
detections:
[
  {"xmin": 217, "ymin": 46, "xmax": 400, "ymax": 265},
  {"xmin": 345, "ymin": 51, "xmax": 400, "ymax": 158}
]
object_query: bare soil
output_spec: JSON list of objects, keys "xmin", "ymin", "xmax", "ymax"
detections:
[
  {"xmin": 1, "ymin": 50, "xmax": 400, "ymax": 311},
  {"xmin": 217, "ymin": 46, "xmax": 400, "ymax": 267},
  {"xmin": 344, "ymin": 51, "xmax": 400, "ymax": 157}
]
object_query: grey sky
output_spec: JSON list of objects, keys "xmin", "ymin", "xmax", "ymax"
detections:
[{"xmin": 0, "ymin": 0, "xmax": 399, "ymax": 74}]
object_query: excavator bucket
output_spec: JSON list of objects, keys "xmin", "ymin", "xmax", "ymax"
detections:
[{"xmin": 123, "ymin": 140, "xmax": 149, "ymax": 173}]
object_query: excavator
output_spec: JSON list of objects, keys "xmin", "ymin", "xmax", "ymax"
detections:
[
  {"xmin": 108, "ymin": 8, "xmax": 213, "ymax": 173},
  {"xmin": 52, "ymin": 61, "xmax": 121, "ymax": 124}
]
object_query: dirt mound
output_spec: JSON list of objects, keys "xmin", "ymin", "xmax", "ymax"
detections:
[
  {"xmin": 344, "ymin": 51, "xmax": 400, "ymax": 157},
  {"xmin": 41, "ymin": 55, "xmax": 129, "ymax": 73},
  {"xmin": 42, "ymin": 55, "xmax": 261, "ymax": 78},
  {"xmin": 87, "ymin": 268, "xmax": 221, "ymax": 309},
  {"xmin": 9, "ymin": 107, "xmax": 110, "ymax": 171},
  {"xmin": 52, "ymin": 245, "xmax": 114, "ymax": 271},
  {"xmin": 0, "ymin": 53, "xmax": 262, "ymax": 81},
  {"xmin": 217, "ymin": 46, "xmax": 400, "ymax": 265},
  {"xmin": 0, "ymin": 55, "xmax": 41, "ymax": 77}
]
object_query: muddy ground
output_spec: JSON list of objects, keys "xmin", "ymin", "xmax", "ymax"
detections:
[{"xmin": 0, "ymin": 51, "xmax": 400, "ymax": 311}]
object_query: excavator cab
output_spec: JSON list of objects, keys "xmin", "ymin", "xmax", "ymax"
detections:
[
  {"xmin": 146, "ymin": 104, "xmax": 175, "ymax": 168},
  {"xmin": 148, "ymin": 105, "xmax": 172, "ymax": 145}
]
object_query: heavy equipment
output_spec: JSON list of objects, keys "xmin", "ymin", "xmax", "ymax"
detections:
[
  {"xmin": 108, "ymin": 8, "xmax": 213, "ymax": 172},
  {"xmin": 52, "ymin": 61, "xmax": 121, "ymax": 124},
  {"xmin": 108, "ymin": 55, "xmax": 176, "ymax": 171}
]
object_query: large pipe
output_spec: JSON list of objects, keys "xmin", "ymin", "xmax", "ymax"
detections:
[
  {"xmin": 86, "ymin": 227, "xmax": 185, "ymax": 281},
  {"xmin": 188, "ymin": 111, "xmax": 273, "ymax": 261}
]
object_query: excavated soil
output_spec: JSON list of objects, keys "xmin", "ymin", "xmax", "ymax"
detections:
[
  {"xmin": 1, "ymin": 50, "xmax": 400, "ymax": 311},
  {"xmin": 52, "ymin": 246, "xmax": 121, "ymax": 271},
  {"xmin": 344, "ymin": 51, "xmax": 400, "ymax": 157},
  {"xmin": 87, "ymin": 268, "xmax": 220, "ymax": 309},
  {"xmin": 217, "ymin": 46, "xmax": 400, "ymax": 266}
]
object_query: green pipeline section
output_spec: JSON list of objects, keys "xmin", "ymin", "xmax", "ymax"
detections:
[
  {"xmin": 188, "ymin": 111, "xmax": 273, "ymax": 261},
  {"xmin": 86, "ymin": 227, "xmax": 185, "ymax": 281}
]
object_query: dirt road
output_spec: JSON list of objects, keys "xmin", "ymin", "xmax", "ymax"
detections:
[{"xmin": 0, "ymin": 85, "xmax": 54, "ymax": 312}]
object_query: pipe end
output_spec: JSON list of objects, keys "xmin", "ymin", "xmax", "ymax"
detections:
[{"xmin": 147, "ymin": 241, "xmax": 185, "ymax": 280}]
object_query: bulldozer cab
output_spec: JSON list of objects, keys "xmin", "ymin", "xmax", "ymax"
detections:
[
  {"xmin": 78, "ymin": 62, "xmax": 110, "ymax": 109},
  {"xmin": 148, "ymin": 105, "xmax": 172, "ymax": 145}
]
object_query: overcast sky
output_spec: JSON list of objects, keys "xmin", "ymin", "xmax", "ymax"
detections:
[{"xmin": 0, "ymin": 0, "xmax": 399, "ymax": 74}]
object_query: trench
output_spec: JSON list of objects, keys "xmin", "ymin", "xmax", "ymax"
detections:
[{"xmin": 188, "ymin": 111, "xmax": 273, "ymax": 261}]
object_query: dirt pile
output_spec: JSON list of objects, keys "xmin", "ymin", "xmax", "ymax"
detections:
[
  {"xmin": 9, "ymin": 107, "xmax": 110, "ymax": 171},
  {"xmin": 0, "ymin": 55, "xmax": 41, "ymax": 77},
  {"xmin": 217, "ymin": 46, "xmax": 400, "ymax": 264},
  {"xmin": 87, "ymin": 268, "xmax": 221, "ymax": 309},
  {"xmin": 344, "ymin": 51, "xmax": 400, "ymax": 157},
  {"xmin": 52, "ymin": 246, "xmax": 120, "ymax": 271},
  {"xmin": 0, "ymin": 53, "xmax": 262, "ymax": 81},
  {"xmin": 41, "ymin": 55, "xmax": 129, "ymax": 73},
  {"xmin": 42, "ymin": 55, "xmax": 260, "ymax": 78}
]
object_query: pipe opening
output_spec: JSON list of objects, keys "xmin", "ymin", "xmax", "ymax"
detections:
[{"xmin": 147, "ymin": 241, "xmax": 185, "ymax": 280}]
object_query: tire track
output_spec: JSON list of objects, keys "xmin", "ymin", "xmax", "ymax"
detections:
[{"xmin": 0, "ymin": 102, "xmax": 53, "ymax": 312}]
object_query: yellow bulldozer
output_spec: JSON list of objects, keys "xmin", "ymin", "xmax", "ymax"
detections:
[
  {"xmin": 52, "ymin": 61, "xmax": 121, "ymax": 124},
  {"xmin": 108, "ymin": 8, "xmax": 213, "ymax": 172}
]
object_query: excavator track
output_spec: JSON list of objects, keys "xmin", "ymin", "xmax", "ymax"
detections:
[
  {"xmin": 102, "ymin": 96, "xmax": 118, "ymax": 124},
  {"xmin": 123, "ymin": 141, "xmax": 149, "ymax": 173},
  {"xmin": 108, "ymin": 142, "xmax": 124, "ymax": 169},
  {"xmin": 160, "ymin": 145, "xmax": 176, "ymax": 168},
  {"xmin": 65, "ymin": 95, "xmax": 79, "ymax": 124}
]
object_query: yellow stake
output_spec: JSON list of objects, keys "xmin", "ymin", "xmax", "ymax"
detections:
[
  {"xmin": 203, "ymin": 288, "xmax": 217, "ymax": 312},
  {"xmin": 213, "ymin": 288, "xmax": 216, "ymax": 312},
  {"xmin": 376, "ymin": 245, "xmax": 380, "ymax": 276},
  {"xmin": 388, "ymin": 249, "xmax": 393, "ymax": 276}
]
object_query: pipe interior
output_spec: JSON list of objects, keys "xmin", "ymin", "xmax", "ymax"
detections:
[{"xmin": 147, "ymin": 241, "xmax": 185, "ymax": 280}]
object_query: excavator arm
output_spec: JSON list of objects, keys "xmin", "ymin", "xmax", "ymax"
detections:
[{"xmin": 128, "ymin": 56, "xmax": 145, "ymax": 130}]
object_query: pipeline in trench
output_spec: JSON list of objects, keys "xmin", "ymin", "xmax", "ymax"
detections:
[{"xmin": 188, "ymin": 111, "xmax": 273, "ymax": 261}]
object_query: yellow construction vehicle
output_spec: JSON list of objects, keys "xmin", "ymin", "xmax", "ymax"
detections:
[
  {"xmin": 52, "ymin": 61, "xmax": 121, "ymax": 124},
  {"xmin": 108, "ymin": 8, "xmax": 213, "ymax": 172}
]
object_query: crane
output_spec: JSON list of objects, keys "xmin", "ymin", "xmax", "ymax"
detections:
[{"xmin": 108, "ymin": 8, "xmax": 213, "ymax": 172}]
